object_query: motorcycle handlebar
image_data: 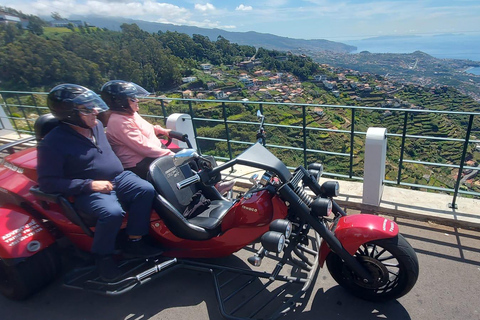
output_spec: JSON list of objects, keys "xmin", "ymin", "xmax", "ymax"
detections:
[
  {"xmin": 169, "ymin": 131, "xmax": 193, "ymax": 148},
  {"xmin": 176, "ymin": 173, "xmax": 201, "ymax": 190}
]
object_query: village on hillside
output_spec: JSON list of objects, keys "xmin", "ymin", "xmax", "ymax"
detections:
[
  {"xmin": 166, "ymin": 58, "xmax": 480, "ymax": 189},
  {"xmin": 174, "ymin": 58, "xmax": 442, "ymax": 116}
]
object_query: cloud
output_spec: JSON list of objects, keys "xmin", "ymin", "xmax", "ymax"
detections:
[
  {"xmin": 4, "ymin": 0, "xmax": 480, "ymax": 40},
  {"xmin": 194, "ymin": 3, "xmax": 216, "ymax": 12},
  {"xmin": 236, "ymin": 4, "xmax": 253, "ymax": 11},
  {"xmin": 259, "ymin": 0, "xmax": 289, "ymax": 7}
]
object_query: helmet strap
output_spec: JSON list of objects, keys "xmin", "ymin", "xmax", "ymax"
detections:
[{"xmin": 62, "ymin": 111, "xmax": 91, "ymax": 129}]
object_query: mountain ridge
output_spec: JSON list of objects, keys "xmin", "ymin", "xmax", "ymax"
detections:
[{"xmin": 71, "ymin": 15, "xmax": 356, "ymax": 54}]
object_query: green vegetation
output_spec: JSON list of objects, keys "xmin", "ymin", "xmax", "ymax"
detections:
[{"xmin": 1, "ymin": 10, "xmax": 480, "ymax": 196}]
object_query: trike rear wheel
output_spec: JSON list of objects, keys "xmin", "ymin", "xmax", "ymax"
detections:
[{"xmin": 0, "ymin": 244, "xmax": 61, "ymax": 300}]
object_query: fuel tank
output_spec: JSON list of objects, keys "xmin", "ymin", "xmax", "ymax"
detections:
[{"xmin": 221, "ymin": 189, "xmax": 276, "ymax": 231}]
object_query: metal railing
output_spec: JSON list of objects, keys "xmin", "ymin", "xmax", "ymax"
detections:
[{"xmin": 1, "ymin": 91, "xmax": 480, "ymax": 208}]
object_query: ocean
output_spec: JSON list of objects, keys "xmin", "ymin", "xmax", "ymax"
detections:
[
  {"xmin": 468, "ymin": 67, "xmax": 480, "ymax": 75},
  {"xmin": 344, "ymin": 34, "xmax": 480, "ymax": 69}
]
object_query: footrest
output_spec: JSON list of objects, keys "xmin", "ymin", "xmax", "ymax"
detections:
[{"xmin": 63, "ymin": 258, "xmax": 178, "ymax": 295}]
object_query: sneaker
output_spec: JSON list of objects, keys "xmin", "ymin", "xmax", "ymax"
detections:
[
  {"xmin": 123, "ymin": 238, "xmax": 163, "ymax": 258},
  {"xmin": 95, "ymin": 255, "xmax": 122, "ymax": 282},
  {"xmin": 215, "ymin": 180, "xmax": 235, "ymax": 195}
]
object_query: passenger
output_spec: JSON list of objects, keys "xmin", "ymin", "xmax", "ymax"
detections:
[
  {"xmin": 101, "ymin": 80, "xmax": 235, "ymax": 194},
  {"xmin": 37, "ymin": 84, "xmax": 163, "ymax": 282},
  {"xmin": 100, "ymin": 80, "xmax": 174, "ymax": 179}
]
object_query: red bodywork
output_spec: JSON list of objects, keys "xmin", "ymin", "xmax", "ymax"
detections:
[
  {"xmin": 1, "ymin": 144, "xmax": 398, "ymax": 263},
  {"xmin": 0, "ymin": 148, "xmax": 56, "ymax": 258},
  {"xmin": 150, "ymin": 191, "xmax": 288, "ymax": 258},
  {"xmin": 0, "ymin": 146, "xmax": 288, "ymax": 259},
  {"xmin": 0, "ymin": 204, "xmax": 55, "ymax": 259},
  {"xmin": 318, "ymin": 213, "xmax": 399, "ymax": 266}
]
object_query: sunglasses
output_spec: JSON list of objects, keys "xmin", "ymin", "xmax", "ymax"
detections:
[
  {"xmin": 129, "ymin": 97, "xmax": 139, "ymax": 103},
  {"xmin": 75, "ymin": 108, "xmax": 99, "ymax": 116}
]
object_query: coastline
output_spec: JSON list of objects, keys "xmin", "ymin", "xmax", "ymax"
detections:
[{"xmin": 465, "ymin": 66, "xmax": 480, "ymax": 75}]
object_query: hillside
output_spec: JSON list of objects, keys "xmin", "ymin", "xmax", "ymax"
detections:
[
  {"xmin": 309, "ymin": 50, "xmax": 480, "ymax": 101},
  {"xmin": 72, "ymin": 15, "xmax": 356, "ymax": 54}
]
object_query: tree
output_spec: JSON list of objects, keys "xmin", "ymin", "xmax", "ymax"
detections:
[
  {"xmin": 51, "ymin": 12, "xmax": 64, "ymax": 20},
  {"xmin": 0, "ymin": 24, "xmax": 22, "ymax": 45},
  {"xmin": 27, "ymin": 16, "xmax": 45, "ymax": 36}
]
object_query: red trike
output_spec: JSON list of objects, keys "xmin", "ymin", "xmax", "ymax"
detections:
[{"xmin": 0, "ymin": 112, "xmax": 418, "ymax": 319}]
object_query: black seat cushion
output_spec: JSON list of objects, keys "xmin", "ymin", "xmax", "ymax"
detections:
[
  {"xmin": 148, "ymin": 156, "xmax": 233, "ymax": 240},
  {"xmin": 148, "ymin": 156, "xmax": 197, "ymax": 212},
  {"xmin": 34, "ymin": 113, "xmax": 59, "ymax": 142}
]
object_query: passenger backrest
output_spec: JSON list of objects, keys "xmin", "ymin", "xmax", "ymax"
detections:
[
  {"xmin": 148, "ymin": 156, "xmax": 198, "ymax": 213},
  {"xmin": 34, "ymin": 113, "xmax": 59, "ymax": 142}
]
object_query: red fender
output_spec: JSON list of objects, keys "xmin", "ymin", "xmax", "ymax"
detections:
[
  {"xmin": 318, "ymin": 214, "xmax": 399, "ymax": 266},
  {"xmin": 0, "ymin": 204, "xmax": 56, "ymax": 259}
]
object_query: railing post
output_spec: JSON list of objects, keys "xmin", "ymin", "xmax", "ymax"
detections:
[
  {"xmin": 2, "ymin": 93, "xmax": 20, "ymax": 135},
  {"xmin": 0, "ymin": 94, "xmax": 13, "ymax": 132},
  {"xmin": 30, "ymin": 93, "xmax": 42, "ymax": 115},
  {"xmin": 166, "ymin": 113, "xmax": 197, "ymax": 150},
  {"xmin": 302, "ymin": 105, "xmax": 307, "ymax": 168},
  {"xmin": 363, "ymin": 127, "xmax": 388, "ymax": 206},
  {"xmin": 16, "ymin": 93, "xmax": 33, "ymax": 132},
  {"xmin": 449, "ymin": 114, "xmax": 474, "ymax": 209},
  {"xmin": 187, "ymin": 100, "xmax": 200, "ymax": 153},
  {"xmin": 397, "ymin": 111, "xmax": 409, "ymax": 184},
  {"xmin": 222, "ymin": 102, "xmax": 233, "ymax": 160},
  {"xmin": 349, "ymin": 108, "xmax": 355, "ymax": 178},
  {"xmin": 160, "ymin": 99, "xmax": 167, "ymax": 125}
]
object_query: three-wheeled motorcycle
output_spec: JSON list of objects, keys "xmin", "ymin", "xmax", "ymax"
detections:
[{"xmin": 0, "ymin": 112, "xmax": 419, "ymax": 319}]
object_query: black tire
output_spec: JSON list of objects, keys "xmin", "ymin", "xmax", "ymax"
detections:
[
  {"xmin": 326, "ymin": 234, "xmax": 419, "ymax": 301},
  {"xmin": 0, "ymin": 244, "xmax": 61, "ymax": 300}
]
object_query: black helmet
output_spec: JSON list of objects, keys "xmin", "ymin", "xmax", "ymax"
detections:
[
  {"xmin": 100, "ymin": 80, "xmax": 150, "ymax": 114},
  {"xmin": 47, "ymin": 84, "xmax": 108, "ymax": 128}
]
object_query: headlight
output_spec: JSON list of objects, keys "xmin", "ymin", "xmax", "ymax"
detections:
[
  {"xmin": 311, "ymin": 198, "xmax": 333, "ymax": 217},
  {"xmin": 321, "ymin": 181, "xmax": 339, "ymax": 197},
  {"xmin": 269, "ymin": 219, "xmax": 293, "ymax": 238},
  {"xmin": 261, "ymin": 231, "xmax": 286, "ymax": 253},
  {"xmin": 307, "ymin": 163, "xmax": 323, "ymax": 183}
]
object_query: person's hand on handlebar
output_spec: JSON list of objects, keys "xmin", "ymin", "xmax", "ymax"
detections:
[{"xmin": 154, "ymin": 126, "xmax": 171, "ymax": 137}]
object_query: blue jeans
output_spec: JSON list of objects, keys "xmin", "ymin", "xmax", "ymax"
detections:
[{"xmin": 74, "ymin": 171, "xmax": 155, "ymax": 255}]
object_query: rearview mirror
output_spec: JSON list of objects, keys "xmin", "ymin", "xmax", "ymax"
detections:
[
  {"xmin": 257, "ymin": 110, "xmax": 263, "ymax": 119},
  {"xmin": 173, "ymin": 149, "xmax": 199, "ymax": 166}
]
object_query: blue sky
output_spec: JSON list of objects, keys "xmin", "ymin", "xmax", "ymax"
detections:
[{"xmin": 3, "ymin": 0, "xmax": 480, "ymax": 40}]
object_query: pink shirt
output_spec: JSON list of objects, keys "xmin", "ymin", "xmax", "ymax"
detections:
[{"xmin": 106, "ymin": 112, "xmax": 174, "ymax": 168}]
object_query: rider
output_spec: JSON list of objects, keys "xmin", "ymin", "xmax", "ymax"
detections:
[
  {"xmin": 100, "ymin": 80, "xmax": 235, "ymax": 194},
  {"xmin": 37, "ymin": 84, "xmax": 163, "ymax": 281},
  {"xmin": 100, "ymin": 80, "xmax": 175, "ymax": 179}
]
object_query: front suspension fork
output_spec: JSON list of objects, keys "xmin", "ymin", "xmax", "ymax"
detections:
[{"xmin": 279, "ymin": 184, "xmax": 374, "ymax": 283}]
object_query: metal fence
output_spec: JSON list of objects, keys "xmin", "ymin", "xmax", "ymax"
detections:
[{"xmin": 1, "ymin": 91, "xmax": 480, "ymax": 208}]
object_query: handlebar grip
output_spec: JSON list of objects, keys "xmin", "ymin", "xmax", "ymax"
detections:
[
  {"xmin": 169, "ymin": 131, "xmax": 188, "ymax": 142},
  {"xmin": 176, "ymin": 174, "xmax": 201, "ymax": 190},
  {"xmin": 169, "ymin": 131, "xmax": 192, "ymax": 148}
]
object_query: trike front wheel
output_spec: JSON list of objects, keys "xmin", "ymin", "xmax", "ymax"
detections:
[{"xmin": 326, "ymin": 234, "xmax": 419, "ymax": 301}]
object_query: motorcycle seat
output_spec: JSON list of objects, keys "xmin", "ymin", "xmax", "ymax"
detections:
[{"xmin": 148, "ymin": 156, "xmax": 233, "ymax": 240}]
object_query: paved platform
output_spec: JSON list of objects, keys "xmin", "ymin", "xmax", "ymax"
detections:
[{"xmin": 221, "ymin": 163, "xmax": 480, "ymax": 231}]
